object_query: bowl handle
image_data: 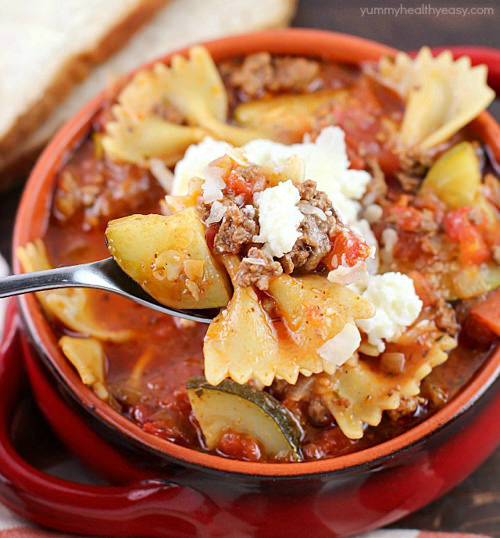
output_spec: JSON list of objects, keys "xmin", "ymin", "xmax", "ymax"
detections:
[{"xmin": 0, "ymin": 301, "xmax": 218, "ymax": 537}]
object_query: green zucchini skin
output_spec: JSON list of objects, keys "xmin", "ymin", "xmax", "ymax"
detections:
[{"xmin": 186, "ymin": 377, "xmax": 303, "ymax": 461}]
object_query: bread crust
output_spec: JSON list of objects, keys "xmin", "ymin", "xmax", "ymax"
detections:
[
  {"xmin": 0, "ymin": 0, "xmax": 297, "ymax": 187},
  {"xmin": 0, "ymin": 0, "xmax": 168, "ymax": 156}
]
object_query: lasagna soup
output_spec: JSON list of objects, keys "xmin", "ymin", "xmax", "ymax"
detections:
[{"xmin": 18, "ymin": 46, "xmax": 500, "ymax": 462}]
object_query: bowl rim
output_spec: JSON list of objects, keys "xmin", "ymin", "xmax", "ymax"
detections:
[{"xmin": 13, "ymin": 28, "xmax": 500, "ymax": 478}]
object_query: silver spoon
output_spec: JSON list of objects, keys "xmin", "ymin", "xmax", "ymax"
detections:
[{"xmin": 0, "ymin": 258, "xmax": 214, "ymax": 323}]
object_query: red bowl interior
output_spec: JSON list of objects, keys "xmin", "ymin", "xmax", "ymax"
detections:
[{"xmin": 12, "ymin": 28, "xmax": 500, "ymax": 477}]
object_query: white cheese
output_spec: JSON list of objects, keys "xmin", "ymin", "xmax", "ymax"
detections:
[
  {"xmin": 253, "ymin": 180, "xmax": 303, "ymax": 258},
  {"xmin": 172, "ymin": 137, "xmax": 231, "ymax": 196},
  {"xmin": 201, "ymin": 163, "xmax": 226, "ymax": 203},
  {"xmin": 352, "ymin": 272, "xmax": 423, "ymax": 353},
  {"xmin": 244, "ymin": 126, "xmax": 371, "ymax": 224},
  {"xmin": 169, "ymin": 127, "xmax": 429, "ymax": 365},
  {"xmin": 364, "ymin": 203, "xmax": 383, "ymax": 223},
  {"xmin": 350, "ymin": 218, "xmax": 379, "ymax": 274},
  {"xmin": 381, "ymin": 227, "xmax": 398, "ymax": 264},
  {"xmin": 172, "ymin": 127, "xmax": 372, "ymax": 225},
  {"xmin": 328, "ymin": 261, "xmax": 369, "ymax": 286},
  {"xmin": 204, "ymin": 200, "xmax": 227, "ymax": 225},
  {"xmin": 318, "ymin": 321, "xmax": 361, "ymax": 372}
]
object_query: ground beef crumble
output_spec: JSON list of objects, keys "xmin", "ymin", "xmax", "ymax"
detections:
[
  {"xmin": 223, "ymin": 52, "xmax": 321, "ymax": 98},
  {"xmin": 54, "ymin": 140, "xmax": 163, "ymax": 229},
  {"xmin": 280, "ymin": 180, "xmax": 338, "ymax": 273},
  {"xmin": 235, "ymin": 247, "xmax": 283, "ymax": 290},
  {"xmin": 307, "ymin": 397, "xmax": 333, "ymax": 427},
  {"xmin": 212, "ymin": 204, "xmax": 258, "ymax": 255},
  {"xmin": 387, "ymin": 396, "xmax": 426, "ymax": 422},
  {"xmin": 433, "ymin": 297, "xmax": 459, "ymax": 335},
  {"xmin": 298, "ymin": 179, "xmax": 335, "ymax": 214}
]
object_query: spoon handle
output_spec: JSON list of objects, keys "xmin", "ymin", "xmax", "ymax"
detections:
[
  {"xmin": 0, "ymin": 266, "xmax": 81, "ymax": 298},
  {"xmin": 0, "ymin": 259, "xmax": 113, "ymax": 299},
  {"xmin": 1, "ymin": 258, "xmax": 213, "ymax": 322}
]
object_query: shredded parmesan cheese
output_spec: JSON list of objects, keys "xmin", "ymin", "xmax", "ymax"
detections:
[
  {"xmin": 328, "ymin": 261, "xmax": 369, "ymax": 286},
  {"xmin": 204, "ymin": 200, "xmax": 227, "ymax": 225},
  {"xmin": 318, "ymin": 321, "xmax": 361, "ymax": 371},
  {"xmin": 300, "ymin": 203, "xmax": 327, "ymax": 220},
  {"xmin": 241, "ymin": 256, "xmax": 267, "ymax": 266},
  {"xmin": 201, "ymin": 164, "xmax": 225, "ymax": 203}
]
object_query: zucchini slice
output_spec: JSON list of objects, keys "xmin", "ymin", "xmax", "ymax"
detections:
[{"xmin": 186, "ymin": 377, "xmax": 303, "ymax": 461}]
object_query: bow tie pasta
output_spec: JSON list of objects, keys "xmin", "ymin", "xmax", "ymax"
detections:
[
  {"xmin": 376, "ymin": 47, "xmax": 494, "ymax": 152},
  {"xmin": 102, "ymin": 46, "xmax": 268, "ymax": 168}
]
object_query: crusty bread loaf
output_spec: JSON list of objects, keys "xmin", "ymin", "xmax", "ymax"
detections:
[
  {"xmin": 0, "ymin": 0, "xmax": 167, "ymax": 160},
  {"xmin": 0, "ymin": 0, "xmax": 296, "ymax": 183}
]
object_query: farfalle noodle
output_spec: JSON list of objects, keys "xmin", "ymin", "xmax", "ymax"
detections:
[
  {"xmin": 102, "ymin": 46, "xmax": 268, "ymax": 166},
  {"xmin": 17, "ymin": 240, "xmax": 132, "ymax": 342},
  {"xmin": 60, "ymin": 336, "xmax": 109, "ymax": 400},
  {"xmin": 204, "ymin": 273, "xmax": 374, "ymax": 387},
  {"xmin": 376, "ymin": 47, "xmax": 494, "ymax": 151},
  {"xmin": 319, "ymin": 333, "xmax": 456, "ymax": 439}
]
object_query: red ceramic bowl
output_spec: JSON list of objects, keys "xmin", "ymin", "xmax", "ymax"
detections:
[{"xmin": 2, "ymin": 29, "xmax": 500, "ymax": 536}]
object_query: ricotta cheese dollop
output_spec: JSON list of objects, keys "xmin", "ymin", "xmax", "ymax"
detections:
[
  {"xmin": 352, "ymin": 272, "xmax": 423, "ymax": 352},
  {"xmin": 244, "ymin": 126, "xmax": 370, "ymax": 224},
  {"xmin": 173, "ymin": 137, "xmax": 232, "ymax": 198},
  {"xmin": 253, "ymin": 180, "xmax": 304, "ymax": 258}
]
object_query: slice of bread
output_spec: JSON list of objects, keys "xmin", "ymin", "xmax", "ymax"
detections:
[
  {"xmin": 0, "ymin": 0, "xmax": 167, "ymax": 159},
  {"xmin": 0, "ymin": 0, "xmax": 296, "ymax": 183}
]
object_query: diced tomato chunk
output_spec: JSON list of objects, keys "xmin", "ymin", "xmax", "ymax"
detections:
[
  {"xmin": 225, "ymin": 170, "xmax": 254, "ymax": 203},
  {"xmin": 216, "ymin": 431, "xmax": 263, "ymax": 462},
  {"xmin": 323, "ymin": 77, "xmax": 402, "ymax": 175},
  {"xmin": 393, "ymin": 231, "xmax": 422, "ymax": 262},
  {"xmin": 443, "ymin": 207, "xmax": 491, "ymax": 265},
  {"xmin": 408, "ymin": 270, "xmax": 437, "ymax": 306},
  {"xmin": 323, "ymin": 228, "xmax": 371, "ymax": 270},
  {"xmin": 443, "ymin": 207, "xmax": 472, "ymax": 241},
  {"xmin": 388, "ymin": 205, "xmax": 422, "ymax": 232}
]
